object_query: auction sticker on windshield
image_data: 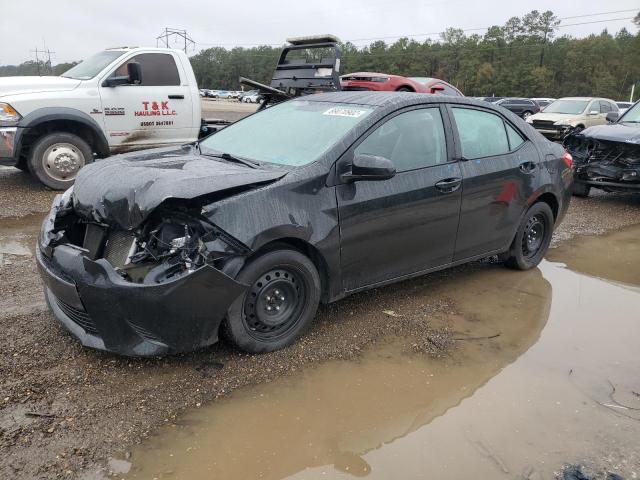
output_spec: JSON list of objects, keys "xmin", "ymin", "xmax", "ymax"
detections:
[{"xmin": 323, "ymin": 107, "xmax": 368, "ymax": 118}]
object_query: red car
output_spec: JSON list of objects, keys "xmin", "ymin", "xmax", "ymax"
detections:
[{"xmin": 340, "ymin": 72, "xmax": 463, "ymax": 96}]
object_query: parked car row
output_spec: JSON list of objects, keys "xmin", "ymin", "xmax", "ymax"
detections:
[{"xmin": 199, "ymin": 89, "xmax": 243, "ymax": 99}]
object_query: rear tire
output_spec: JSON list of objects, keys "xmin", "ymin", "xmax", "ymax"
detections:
[
  {"xmin": 27, "ymin": 132, "xmax": 93, "ymax": 190},
  {"xmin": 572, "ymin": 182, "xmax": 591, "ymax": 197},
  {"xmin": 504, "ymin": 202, "xmax": 554, "ymax": 271},
  {"xmin": 224, "ymin": 249, "xmax": 321, "ymax": 353}
]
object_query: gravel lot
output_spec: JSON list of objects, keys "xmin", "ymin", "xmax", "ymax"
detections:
[{"xmin": 1, "ymin": 104, "xmax": 639, "ymax": 478}]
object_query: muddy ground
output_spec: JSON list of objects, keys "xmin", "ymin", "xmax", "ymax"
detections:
[{"xmin": 1, "ymin": 103, "xmax": 640, "ymax": 479}]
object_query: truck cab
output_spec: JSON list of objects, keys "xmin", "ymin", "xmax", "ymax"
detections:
[{"xmin": 0, "ymin": 47, "xmax": 202, "ymax": 189}]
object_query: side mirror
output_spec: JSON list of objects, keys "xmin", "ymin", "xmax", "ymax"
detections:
[
  {"xmin": 341, "ymin": 154, "xmax": 396, "ymax": 183},
  {"xmin": 102, "ymin": 62, "xmax": 142, "ymax": 87},
  {"xmin": 430, "ymin": 84, "xmax": 445, "ymax": 94},
  {"xmin": 606, "ymin": 111, "xmax": 619, "ymax": 123},
  {"xmin": 127, "ymin": 62, "xmax": 142, "ymax": 85}
]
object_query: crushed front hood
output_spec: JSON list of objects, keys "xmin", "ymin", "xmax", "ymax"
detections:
[
  {"xmin": 72, "ymin": 146, "xmax": 287, "ymax": 230},
  {"xmin": 581, "ymin": 123, "xmax": 640, "ymax": 144}
]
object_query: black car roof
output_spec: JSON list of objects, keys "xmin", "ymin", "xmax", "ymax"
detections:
[{"xmin": 305, "ymin": 91, "xmax": 481, "ymax": 108}]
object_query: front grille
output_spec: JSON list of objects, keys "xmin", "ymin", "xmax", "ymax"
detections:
[
  {"xmin": 103, "ymin": 231, "xmax": 136, "ymax": 268},
  {"xmin": 532, "ymin": 120, "xmax": 557, "ymax": 129},
  {"xmin": 55, "ymin": 297, "xmax": 99, "ymax": 335}
]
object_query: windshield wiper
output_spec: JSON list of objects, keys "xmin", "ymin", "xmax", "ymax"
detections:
[{"xmin": 198, "ymin": 146, "xmax": 260, "ymax": 169}]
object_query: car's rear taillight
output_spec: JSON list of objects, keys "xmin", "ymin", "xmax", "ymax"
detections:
[{"xmin": 562, "ymin": 151, "xmax": 573, "ymax": 168}]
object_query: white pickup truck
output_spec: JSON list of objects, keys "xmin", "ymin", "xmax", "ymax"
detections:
[{"xmin": 0, "ymin": 47, "xmax": 212, "ymax": 189}]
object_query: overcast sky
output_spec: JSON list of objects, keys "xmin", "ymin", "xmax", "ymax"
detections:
[{"xmin": 1, "ymin": 0, "xmax": 638, "ymax": 65}]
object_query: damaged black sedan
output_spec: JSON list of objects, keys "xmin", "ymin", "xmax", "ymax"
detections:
[
  {"xmin": 565, "ymin": 100, "xmax": 640, "ymax": 196},
  {"xmin": 37, "ymin": 92, "xmax": 573, "ymax": 356}
]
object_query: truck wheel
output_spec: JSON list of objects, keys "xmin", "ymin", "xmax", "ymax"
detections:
[
  {"xmin": 224, "ymin": 249, "xmax": 321, "ymax": 353},
  {"xmin": 28, "ymin": 132, "xmax": 93, "ymax": 190},
  {"xmin": 572, "ymin": 182, "xmax": 591, "ymax": 197},
  {"xmin": 504, "ymin": 202, "xmax": 554, "ymax": 271}
]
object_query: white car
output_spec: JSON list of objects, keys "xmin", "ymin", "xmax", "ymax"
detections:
[
  {"xmin": 0, "ymin": 47, "xmax": 205, "ymax": 188},
  {"xmin": 242, "ymin": 93, "xmax": 262, "ymax": 104},
  {"xmin": 616, "ymin": 101, "xmax": 633, "ymax": 114}
]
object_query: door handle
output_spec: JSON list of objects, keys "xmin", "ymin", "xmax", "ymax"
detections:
[
  {"xmin": 519, "ymin": 161, "xmax": 537, "ymax": 173},
  {"xmin": 435, "ymin": 177, "xmax": 462, "ymax": 193},
  {"xmin": 168, "ymin": 94, "xmax": 184, "ymax": 99}
]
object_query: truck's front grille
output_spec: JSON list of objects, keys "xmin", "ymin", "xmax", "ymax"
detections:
[{"xmin": 55, "ymin": 297, "xmax": 99, "ymax": 335}]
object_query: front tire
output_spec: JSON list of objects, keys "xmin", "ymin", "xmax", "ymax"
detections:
[
  {"xmin": 504, "ymin": 202, "xmax": 554, "ymax": 270},
  {"xmin": 224, "ymin": 249, "xmax": 321, "ymax": 353},
  {"xmin": 27, "ymin": 132, "xmax": 93, "ymax": 190},
  {"xmin": 572, "ymin": 182, "xmax": 591, "ymax": 197}
]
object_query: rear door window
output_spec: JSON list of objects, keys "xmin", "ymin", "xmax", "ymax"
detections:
[
  {"xmin": 505, "ymin": 123, "xmax": 525, "ymax": 150},
  {"xmin": 451, "ymin": 108, "xmax": 510, "ymax": 159}
]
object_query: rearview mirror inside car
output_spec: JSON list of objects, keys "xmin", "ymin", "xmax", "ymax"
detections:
[
  {"xmin": 341, "ymin": 154, "xmax": 396, "ymax": 183},
  {"xmin": 606, "ymin": 111, "xmax": 619, "ymax": 123}
]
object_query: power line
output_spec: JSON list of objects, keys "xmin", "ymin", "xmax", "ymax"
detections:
[{"xmin": 192, "ymin": 9, "xmax": 638, "ymax": 49}]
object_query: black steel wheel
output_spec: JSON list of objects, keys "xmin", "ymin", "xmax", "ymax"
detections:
[
  {"xmin": 504, "ymin": 202, "xmax": 554, "ymax": 270},
  {"xmin": 243, "ymin": 267, "xmax": 307, "ymax": 341},
  {"xmin": 224, "ymin": 249, "xmax": 321, "ymax": 353},
  {"xmin": 521, "ymin": 214, "xmax": 545, "ymax": 260}
]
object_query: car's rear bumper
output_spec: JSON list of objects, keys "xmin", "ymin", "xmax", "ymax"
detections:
[{"xmin": 36, "ymin": 211, "xmax": 247, "ymax": 356}]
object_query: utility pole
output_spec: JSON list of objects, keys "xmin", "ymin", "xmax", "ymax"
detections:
[{"xmin": 156, "ymin": 28, "xmax": 195, "ymax": 54}]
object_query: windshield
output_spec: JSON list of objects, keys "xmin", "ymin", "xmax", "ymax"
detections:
[
  {"xmin": 543, "ymin": 99, "xmax": 589, "ymax": 115},
  {"xmin": 200, "ymin": 100, "xmax": 375, "ymax": 166},
  {"xmin": 61, "ymin": 50, "xmax": 126, "ymax": 80},
  {"xmin": 619, "ymin": 102, "xmax": 640, "ymax": 123}
]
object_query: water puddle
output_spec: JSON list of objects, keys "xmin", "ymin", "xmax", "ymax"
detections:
[
  {"xmin": 0, "ymin": 214, "xmax": 42, "ymax": 263},
  {"xmin": 547, "ymin": 225, "xmax": 640, "ymax": 287},
  {"xmin": 123, "ymin": 226, "xmax": 640, "ymax": 479}
]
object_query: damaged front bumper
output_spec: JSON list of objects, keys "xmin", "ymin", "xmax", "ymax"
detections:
[
  {"xmin": 36, "ymin": 194, "xmax": 247, "ymax": 356},
  {"xmin": 565, "ymin": 134, "xmax": 640, "ymax": 192}
]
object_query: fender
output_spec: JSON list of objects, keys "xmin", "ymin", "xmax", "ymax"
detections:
[
  {"xmin": 15, "ymin": 107, "xmax": 110, "ymax": 159},
  {"xmin": 502, "ymin": 185, "xmax": 559, "ymax": 252}
]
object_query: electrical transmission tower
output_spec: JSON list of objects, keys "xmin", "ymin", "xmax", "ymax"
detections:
[
  {"xmin": 156, "ymin": 28, "xmax": 195, "ymax": 54},
  {"xmin": 30, "ymin": 44, "xmax": 55, "ymax": 75}
]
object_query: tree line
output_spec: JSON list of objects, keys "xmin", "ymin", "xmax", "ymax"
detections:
[{"xmin": 2, "ymin": 10, "xmax": 639, "ymax": 99}]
